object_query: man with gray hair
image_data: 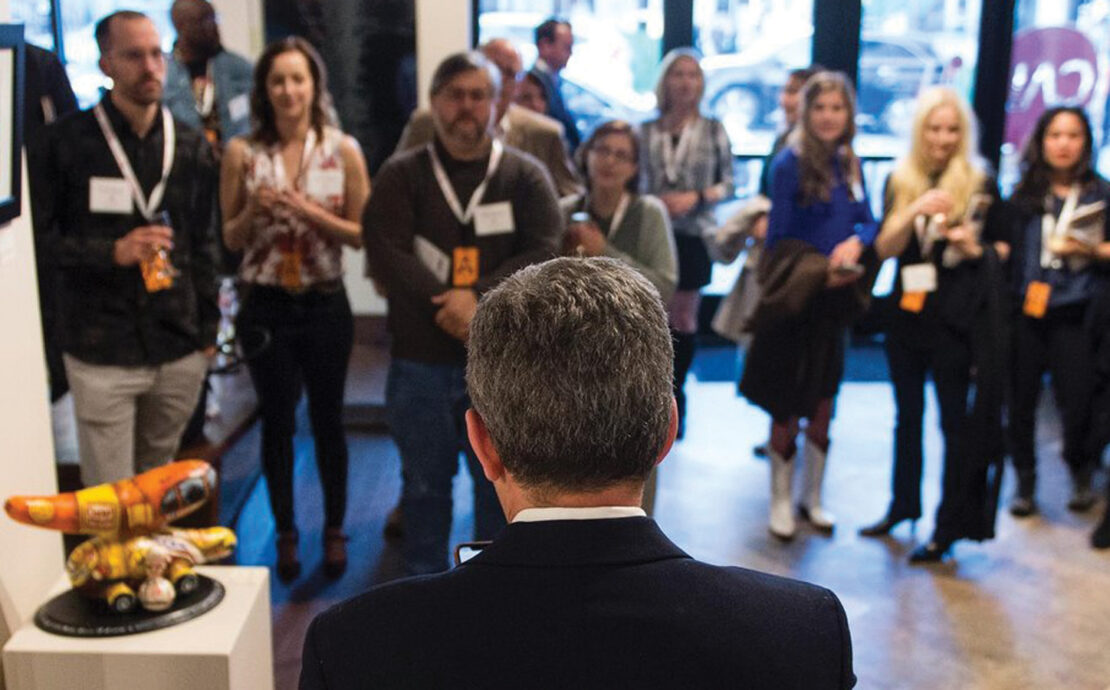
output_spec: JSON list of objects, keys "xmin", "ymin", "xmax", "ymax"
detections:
[
  {"xmin": 394, "ymin": 38, "xmax": 582, "ymax": 198},
  {"xmin": 300, "ymin": 258, "xmax": 856, "ymax": 689},
  {"xmin": 364, "ymin": 51, "xmax": 562, "ymax": 576}
]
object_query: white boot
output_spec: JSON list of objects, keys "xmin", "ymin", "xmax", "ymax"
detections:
[
  {"xmin": 768, "ymin": 449, "xmax": 796, "ymax": 540},
  {"xmin": 799, "ymin": 438, "xmax": 835, "ymax": 532}
]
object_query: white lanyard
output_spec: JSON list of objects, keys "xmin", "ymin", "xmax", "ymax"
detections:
[
  {"xmin": 427, "ymin": 139, "xmax": 504, "ymax": 225},
  {"xmin": 662, "ymin": 119, "xmax": 695, "ymax": 185},
  {"xmin": 587, "ymin": 193, "xmax": 630, "ymax": 238},
  {"xmin": 270, "ymin": 127, "xmax": 318, "ymax": 190},
  {"xmin": 94, "ymin": 102, "xmax": 175, "ymax": 222},
  {"xmin": 496, "ymin": 111, "xmax": 511, "ymax": 138},
  {"xmin": 196, "ymin": 61, "xmax": 215, "ymax": 117},
  {"xmin": 1041, "ymin": 184, "xmax": 1080, "ymax": 269}
]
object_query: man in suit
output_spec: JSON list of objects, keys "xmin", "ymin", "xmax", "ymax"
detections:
[
  {"xmin": 529, "ymin": 18, "xmax": 580, "ymax": 151},
  {"xmin": 300, "ymin": 258, "xmax": 856, "ymax": 689},
  {"xmin": 395, "ymin": 38, "xmax": 582, "ymax": 199}
]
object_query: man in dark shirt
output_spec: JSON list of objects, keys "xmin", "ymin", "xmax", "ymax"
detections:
[
  {"xmin": 300, "ymin": 258, "xmax": 856, "ymax": 690},
  {"xmin": 34, "ymin": 11, "xmax": 219, "ymax": 487},
  {"xmin": 25, "ymin": 44, "xmax": 79, "ymax": 402},
  {"xmin": 364, "ymin": 51, "xmax": 562, "ymax": 575}
]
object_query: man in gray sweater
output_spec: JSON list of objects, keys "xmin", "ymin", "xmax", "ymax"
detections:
[{"xmin": 364, "ymin": 52, "xmax": 563, "ymax": 575}]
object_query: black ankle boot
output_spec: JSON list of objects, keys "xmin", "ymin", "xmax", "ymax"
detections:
[
  {"xmin": 858, "ymin": 513, "xmax": 915, "ymax": 537},
  {"xmin": 908, "ymin": 539, "xmax": 953, "ymax": 564},
  {"xmin": 1093, "ymin": 510, "xmax": 1110, "ymax": 549}
]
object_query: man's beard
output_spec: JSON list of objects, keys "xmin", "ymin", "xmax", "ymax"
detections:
[{"xmin": 445, "ymin": 115, "xmax": 487, "ymax": 145}]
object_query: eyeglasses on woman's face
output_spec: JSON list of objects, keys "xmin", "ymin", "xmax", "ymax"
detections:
[{"xmin": 589, "ymin": 144, "xmax": 635, "ymax": 164}]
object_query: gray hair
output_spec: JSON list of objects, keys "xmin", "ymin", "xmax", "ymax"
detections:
[
  {"xmin": 466, "ymin": 258, "xmax": 674, "ymax": 494},
  {"xmin": 429, "ymin": 51, "xmax": 501, "ymax": 99}
]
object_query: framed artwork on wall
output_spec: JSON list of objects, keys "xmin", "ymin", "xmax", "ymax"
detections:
[{"xmin": 0, "ymin": 24, "xmax": 26, "ymax": 227}]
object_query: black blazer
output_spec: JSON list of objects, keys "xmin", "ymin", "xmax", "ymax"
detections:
[{"xmin": 300, "ymin": 517, "xmax": 855, "ymax": 689}]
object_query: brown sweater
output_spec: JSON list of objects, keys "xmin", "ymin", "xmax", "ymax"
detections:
[{"xmin": 364, "ymin": 138, "xmax": 563, "ymax": 364}]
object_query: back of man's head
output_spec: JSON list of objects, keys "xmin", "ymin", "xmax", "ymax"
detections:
[{"xmin": 467, "ymin": 258, "xmax": 674, "ymax": 496}]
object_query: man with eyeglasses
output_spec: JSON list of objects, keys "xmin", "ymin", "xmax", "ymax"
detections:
[
  {"xmin": 33, "ymin": 10, "xmax": 219, "ymax": 488},
  {"xmin": 363, "ymin": 51, "xmax": 562, "ymax": 576},
  {"xmin": 395, "ymin": 39, "xmax": 582, "ymax": 199}
]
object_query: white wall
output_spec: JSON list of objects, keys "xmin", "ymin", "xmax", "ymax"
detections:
[
  {"xmin": 212, "ymin": 0, "xmax": 263, "ymax": 60},
  {"xmin": 0, "ymin": 1, "xmax": 65, "ymax": 684},
  {"xmin": 415, "ymin": 0, "xmax": 472, "ymax": 109}
]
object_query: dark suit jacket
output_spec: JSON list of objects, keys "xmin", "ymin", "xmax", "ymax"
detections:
[
  {"xmin": 300, "ymin": 517, "xmax": 855, "ymax": 689},
  {"xmin": 394, "ymin": 104, "xmax": 583, "ymax": 199},
  {"xmin": 529, "ymin": 64, "xmax": 580, "ymax": 151}
]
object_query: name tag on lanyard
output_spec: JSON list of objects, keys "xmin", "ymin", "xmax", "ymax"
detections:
[
  {"xmin": 93, "ymin": 102, "xmax": 175, "ymax": 223},
  {"xmin": 428, "ymin": 140, "xmax": 504, "ymax": 288}
]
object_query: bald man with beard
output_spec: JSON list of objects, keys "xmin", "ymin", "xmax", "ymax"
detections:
[
  {"xmin": 395, "ymin": 39, "xmax": 583, "ymax": 199},
  {"xmin": 164, "ymin": 0, "xmax": 254, "ymax": 154}
]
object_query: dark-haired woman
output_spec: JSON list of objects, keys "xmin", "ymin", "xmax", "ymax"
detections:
[
  {"xmin": 563, "ymin": 120, "xmax": 677, "ymax": 300},
  {"xmin": 1008, "ymin": 107, "xmax": 1110, "ymax": 518},
  {"xmin": 640, "ymin": 49, "xmax": 733, "ymax": 438},
  {"xmin": 739, "ymin": 72, "xmax": 877, "ymax": 540},
  {"xmin": 563, "ymin": 120, "xmax": 678, "ymax": 513},
  {"xmin": 220, "ymin": 37, "xmax": 371, "ymax": 580},
  {"xmin": 860, "ymin": 87, "xmax": 1011, "ymax": 563}
]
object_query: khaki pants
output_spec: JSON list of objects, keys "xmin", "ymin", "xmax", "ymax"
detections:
[{"xmin": 64, "ymin": 351, "xmax": 209, "ymax": 487}]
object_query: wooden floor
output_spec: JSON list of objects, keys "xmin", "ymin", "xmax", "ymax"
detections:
[{"xmin": 227, "ymin": 360, "xmax": 1110, "ymax": 690}]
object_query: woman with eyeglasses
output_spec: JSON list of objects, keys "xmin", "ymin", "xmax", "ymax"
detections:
[
  {"xmin": 640, "ymin": 49, "xmax": 734, "ymax": 439},
  {"xmin": 860, "ymin": 87, "xmax": 1011, "ymax": 563},
  {"xmin": 1007, "ymin": 106, "xmax": 1110, "ymax": 520},
  {"xmin": 563, "ymin": 120, "xmax": 677, "ymax": 300},
  {"xmin": 220, "ymin": 37, "xmax": 371, "ymax": 581},
  {"xmin": 562, "ymin": 119, "xmax": 677, "ymax": 512}
]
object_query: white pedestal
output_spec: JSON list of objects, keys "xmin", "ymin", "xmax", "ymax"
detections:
[{"xmin": 2, "ymin": 566, "xmax": 273, "ymax": 690}]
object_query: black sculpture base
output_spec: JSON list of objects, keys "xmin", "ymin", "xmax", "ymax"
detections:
[{"xmin": 34, "ymin": 575, "xmax": 225, "ymax": 637}]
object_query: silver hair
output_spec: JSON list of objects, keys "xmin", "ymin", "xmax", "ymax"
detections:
[{"xmin": 466, "ymin": 257, "xmax": 674, "ymax": 493}]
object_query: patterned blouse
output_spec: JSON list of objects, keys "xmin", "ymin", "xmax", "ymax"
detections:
[
  {"xmin": 639, "ymin": 115, "xmax": 734, "ymax": 237},
  {"xmin": 239, "ymin": 125, "xmax": 347, "ymax": 288}
]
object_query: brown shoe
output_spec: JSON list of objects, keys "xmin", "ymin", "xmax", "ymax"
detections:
[
  {"xmin": 324, "ymin": 528, "xmax": 348, "ymax": 579},
  {"xmin": 276, "ymin": 530, "xmax": 300, "ymax": 582}
]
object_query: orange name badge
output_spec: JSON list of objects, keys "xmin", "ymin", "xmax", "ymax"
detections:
[
  {"xmin": 279, "ymin": 250, "xmax": 303, "ymax": 290},
  {"xmin": 453, "ymin": 246, "xmax": 479, "ymax": 287},
  {"xmin": 900, "ymin": 291, "xmax": 927, "ymax": 313},
  {"xmin": 1023, "ymin": 281, "xmax": 1052, "ymax": 319}
]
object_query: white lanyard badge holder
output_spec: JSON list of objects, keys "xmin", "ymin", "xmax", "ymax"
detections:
[{"xmin": 94, "ymin": 103, "xmax": 177, "ymax": 291}]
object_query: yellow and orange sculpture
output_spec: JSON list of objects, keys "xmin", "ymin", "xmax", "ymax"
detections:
[{"xmin": 5, "ymin": 460, "xmax": 237, "ymax": 613}]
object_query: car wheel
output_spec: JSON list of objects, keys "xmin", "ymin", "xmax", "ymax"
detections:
[
  {"xmin": 175, "ymin": 573, "xmax": 200, "ymax": 595},
  {"xmin": 111, "ymin": 593, "xmax": 137, "ymax": 614}
]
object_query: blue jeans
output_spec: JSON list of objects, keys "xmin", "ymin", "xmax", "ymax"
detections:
[{"xmin": 386, "ymin": 358, "xmax": 506, "ymax": 574}]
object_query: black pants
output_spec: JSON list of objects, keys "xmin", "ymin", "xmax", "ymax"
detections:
[
  {"xmin": 1009, "ymin": 304, "xmax": 1096, "ymax": 494},
  {"xmin": 238, "ymin": 284, "xmax": 354, "ymax": 533},
  {"xmin": 884, "ymin": 326, "xmax": 971, "ymax": 521}
]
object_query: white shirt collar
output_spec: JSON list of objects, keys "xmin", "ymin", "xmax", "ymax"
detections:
[
  {"xmin": 512, "ymin": 506, "xmax": 647, "ymax": 523},
  {"xmin": 534, "ymin": 58, "xmax": 555, "ymax": 76}
]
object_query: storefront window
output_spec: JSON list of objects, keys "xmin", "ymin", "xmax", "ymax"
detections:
[
  {"xmin": 858, "ymin": 0, "xmax": 983, "ymax": 160},
  {"xmin": 694, "ymin": 0, "xmax": 814, "ymax": 162},
  {"xmin": 12, "ymin": 1, "xmax": 55, "ymax": 51},
  {"xmin": 475, "ymin": 0, "xmax": 663, "ymax": 143},
  {"xmin": 1001, "ymin": 0, "xmax": 1110, "ymax": 193}
]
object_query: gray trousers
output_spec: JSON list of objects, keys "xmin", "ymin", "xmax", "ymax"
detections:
[{"xmin": 64, "ymin": 351, "xmax": 209, "ymax": 486}]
